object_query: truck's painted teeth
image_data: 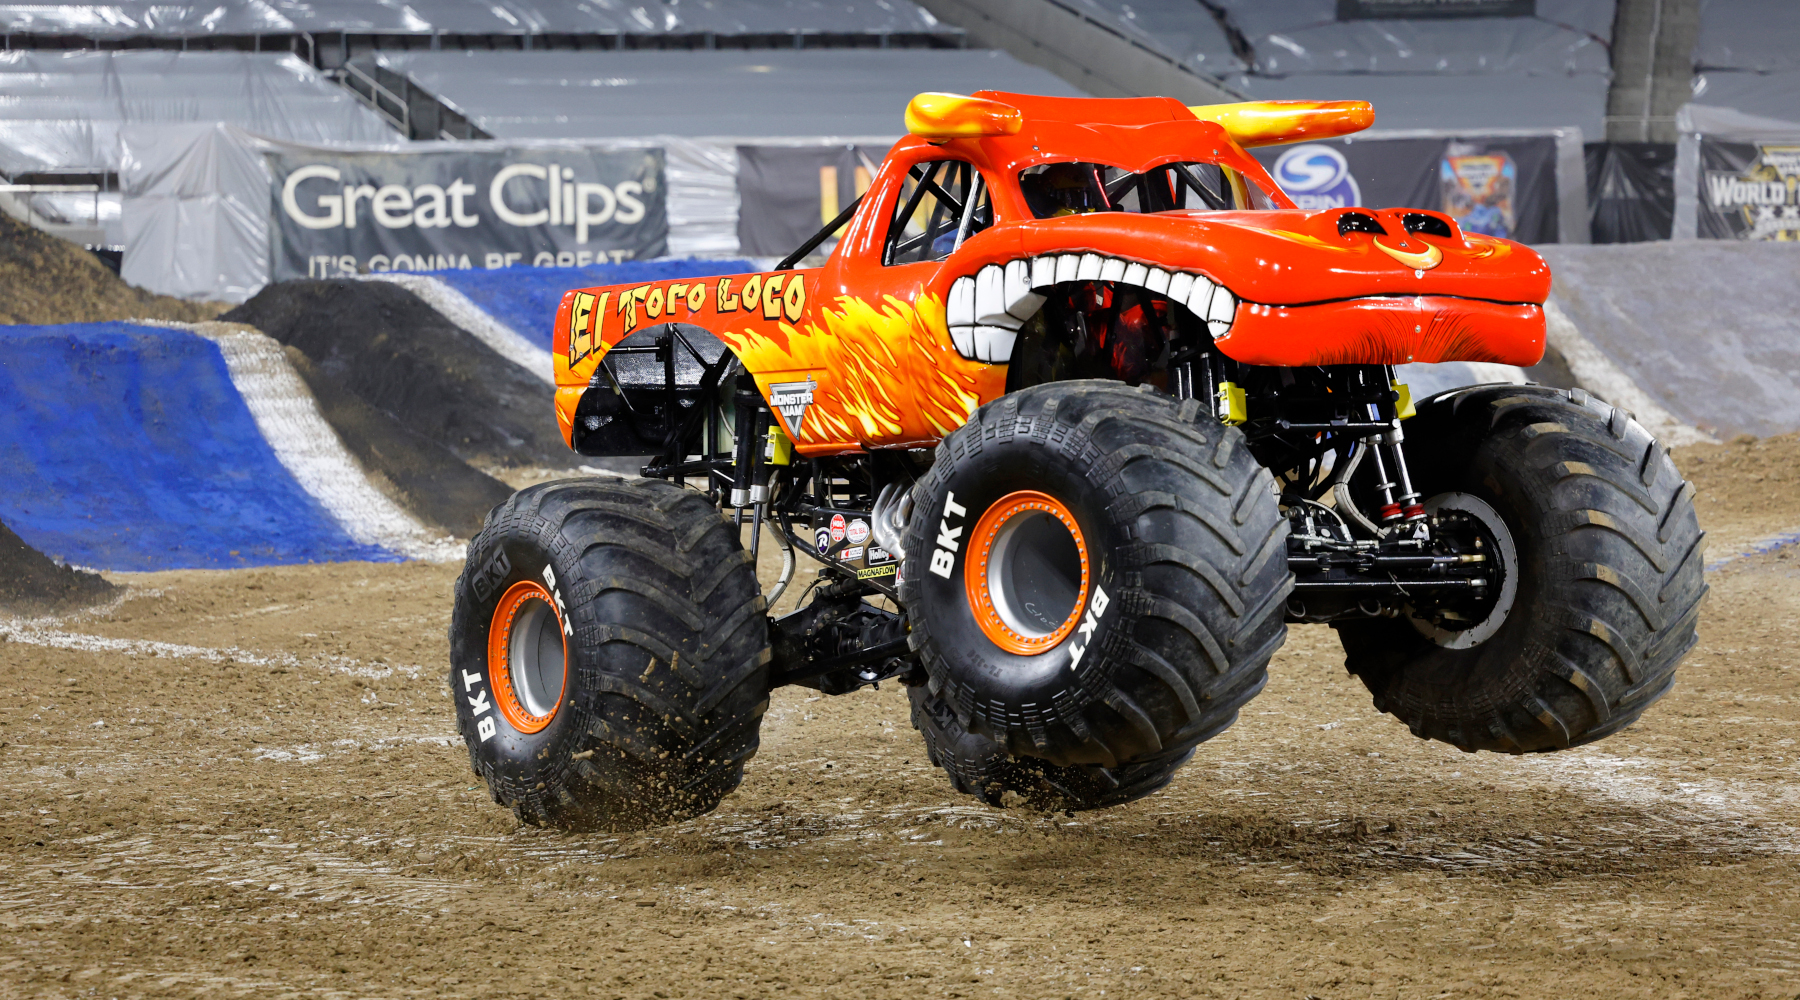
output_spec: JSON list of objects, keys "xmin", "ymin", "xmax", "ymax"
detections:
[{"xmin": 948, "ymin": 256, "xmax": 1237, "ymax": 363}]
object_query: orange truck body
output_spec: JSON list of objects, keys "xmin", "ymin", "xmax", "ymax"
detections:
[{"xmin": 552, "ymin": 93, "xmax": 1550, "ymax": 458}]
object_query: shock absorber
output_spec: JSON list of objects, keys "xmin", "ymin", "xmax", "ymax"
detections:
[
  {"xmin": 1386, "ymin": 424, "xmax": 1426, "ymax": 522},
  {"xmin": 730, "ymin": 370, "xmax": 762, "ymax": 510}
]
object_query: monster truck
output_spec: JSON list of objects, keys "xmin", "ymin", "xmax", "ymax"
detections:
[{"xmin": 449, "ymin": 92, "xmax": 1706, "ymax": 829}]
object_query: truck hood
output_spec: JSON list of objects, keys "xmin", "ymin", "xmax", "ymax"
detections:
[{"xmin": 1012, "ymin": 207, "xmax": 1550, "ymax": 307}]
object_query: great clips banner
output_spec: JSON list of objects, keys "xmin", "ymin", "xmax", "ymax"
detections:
[
  {"xmin": 269, "ymin": 147, "xmax": 668, "ymax": 280},
  {"xmin": 1251, "ymin": 135, "xmax": 1560, "ymax": 243}
]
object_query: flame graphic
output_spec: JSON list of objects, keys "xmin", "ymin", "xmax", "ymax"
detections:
[{"xmin": 719, "ymin": 291, "xmax": 1003, "ymax": 453}]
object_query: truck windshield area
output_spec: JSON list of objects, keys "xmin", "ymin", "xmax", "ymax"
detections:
[{"xmin": 1020, "ymin": 160, "xmax": 1237, "ymax": 217}]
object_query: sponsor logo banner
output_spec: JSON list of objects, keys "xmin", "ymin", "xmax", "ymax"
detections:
[
  {"xmin": 1441, "ymin": 152, "xmax": 1516, "ymax": 238},
  {"xmin": 1251, "ymin": 135, "xmax": 1557, "ymax": 244},
  {"xmin": 1273, "ymin": 144, "xmax": 1361, "ymax": 210},
  {"xmin": 1699, "ymin": 140, "xmax": 1800, "ymax": 241},
  {"xmin": 269, "ymin": 148, "xmax": 668, "ymax": 281}
]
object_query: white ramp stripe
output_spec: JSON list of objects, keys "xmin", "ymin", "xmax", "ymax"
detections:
[
  {"xmin": 0, "ymin": 622, "xmax": 422, "ymax": 680},
  {"xmin": 363, "ymin": 273, "xmax": 555, "ymax": 386},
  {"xmin": 140, "ymin": 320, "xmax": 464, "ymax": 563},
  {"xmin": 1545, "ymin": 300, "xmax": 1717, "ymax": 447}
]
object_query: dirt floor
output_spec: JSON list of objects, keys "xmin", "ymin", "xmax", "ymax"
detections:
[{"xmin": 2, "ymin": 450, "xmax": 1798, "ymax": 999}]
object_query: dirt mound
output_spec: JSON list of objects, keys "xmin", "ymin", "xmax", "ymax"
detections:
[
  {"xmin": 223, "ymin": 280, "xmax": 572, "ymax": 471},
  {"xmin": 281, "ymin": 345, "xmax": 513, "ymax": 537},
  {"xmin": 0, "ymin": 518, "xmax": 117, "ymax": 612},
  {"xmin": 0, "ymin": 212, "xmax": 225, "ymax": 325}
]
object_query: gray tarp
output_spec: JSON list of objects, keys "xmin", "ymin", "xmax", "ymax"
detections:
[
  {"xmin": 0, "ymin": 51, "xmax": 394, "ymax": 175},
  {"xmin": 1223, "ymin": 72, "xmax": 1609, "ymax": 140},
  {"xmin": 1539, "ymin": 241, "xmax": 1800, "ymax": 439},
  {"xmin": 1069, "ymin": 0, "xmax": 1617, "ymax": 77},
  {"xmin": 1696, "ymin": 0, "xmax": 1800, "ymax": 72},
  {"xmin": 1690, "ymin": 70, "xmax": 1800, "ymax": 125},
  {"xmin": 373, "ymin": 48, "xmax": 1084, "ymax": 139},
  {"xmin": 0, "ymin": 0, "xmax": 955, "ymax": 37},
  {"xmin": 118, "ymin": 123, "xmax": 284, "ymax": 300}
]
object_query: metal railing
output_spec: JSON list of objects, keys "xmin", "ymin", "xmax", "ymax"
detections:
[
  {"xmin": 0, "ymin": 183, "xmax": 104, "ymax": 232},
  {"xmin": 338, "ymin": 61, "xmax": 410, "ymax": 135}
]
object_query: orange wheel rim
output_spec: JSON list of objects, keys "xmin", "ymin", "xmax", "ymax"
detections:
[
  {"xmin": 964, "ymin": 490, "xmax": 1091, "ymax": 655},
  {"xmin": 487, "ymin": 579, "xmax": 568, "ymax": 734}
]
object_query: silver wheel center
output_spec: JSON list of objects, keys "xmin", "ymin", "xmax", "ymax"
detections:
[
  {"xmin": 987, "ymin": 510, "xmax": 1083, "ymax": 639},
  {"xmin": 509, "ymin": 597, "xmax": 567, "ymax": 718},
  {"xmin": 1408, "ymin": 492, "xmax": 1519, "ymax": 649}
]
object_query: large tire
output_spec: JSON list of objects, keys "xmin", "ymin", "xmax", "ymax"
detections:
[
  {"xmin": 448, "ymin": 478, "xmax": 770, "ymax": 829},
  {"xmin": 898, "ymin": 380, "xmax": 1292, "ymax": 771},
  {"xmin": 1334, "ymin": 385, "xmax": 1707, "ymax": 753},
  {"xmin": 907, "ymin": 683, "xmax": 1194, "ymax": 810}
]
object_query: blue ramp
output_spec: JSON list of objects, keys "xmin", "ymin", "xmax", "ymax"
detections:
[
  {"xmin": 0, "ymin": 323, "xmax": 392, "ymax": 571},
  {"xmin": 429, "ymin": 259, "xmax": 758, "ymax": 350}
]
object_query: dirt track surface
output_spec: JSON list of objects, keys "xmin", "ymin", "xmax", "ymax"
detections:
[{"xmin": 3, "ymin": 459, "xmax": 1798, "ymax": 999}]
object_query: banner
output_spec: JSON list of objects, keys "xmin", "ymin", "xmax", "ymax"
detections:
[
  {"xmin": 269, "ymin": 147, "xmax": 668, "ymax": 280},
  {"xmin": 1253, "ymin": 134, "xmax": 1560, "ymax": 242},
  {"xmin": 1585, "ymin": 142, "xmax": 1676, "ymax": 243},
  {"xmin": 735, "ymin": 143, "xmax": 891, "ymax": 258},
  {"xmin": 1697, "ymin": 138, "xmax": 1800, "ymax": 241}
]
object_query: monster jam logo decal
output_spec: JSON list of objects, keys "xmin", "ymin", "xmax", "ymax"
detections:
[{"xmin": 769, "ymin": 378, "xmax": 818, "ymax": 436}]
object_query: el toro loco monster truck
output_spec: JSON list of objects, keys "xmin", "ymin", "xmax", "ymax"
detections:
[{"xmin": 449, "ymin": 93, "xmax": 1706, "ymax": 829}]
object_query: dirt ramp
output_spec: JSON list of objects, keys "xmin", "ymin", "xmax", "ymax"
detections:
[
  {"xmin": 0, "ymin": 518, "xmax": 116, "ymax": 613},
  {"xmin": 0, "ymin": 212, "xmax": 224, "ymax": 325},
  {"xmin": 281, "ymin": 345, "xmax": 513, "ymax": 537},
  {"xmin": 1540, "ymin": 242, "xmax": 1800, "ymax": 439},
  {"xmin": 223, "ymin": 280, "xmax": 572, "ymax": 470}
]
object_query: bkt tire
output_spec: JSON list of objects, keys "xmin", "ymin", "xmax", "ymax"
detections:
[
  {"xmin": 448, "ymin": 478, "xmax": 770, "ymax": 830},
  {"xmin": 1335, "ymin": 385, "xmax": 1707, "ymax": 753},
  {"xmin": 899, "ymin": 380, "xmax": 1292, "ymax": 772},
  {"xmin": 907, "ymin": 683, "xmax": 1195, "ymax": 811}
]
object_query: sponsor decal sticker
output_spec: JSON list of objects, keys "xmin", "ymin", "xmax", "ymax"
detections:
[
  {"xmin": 846, "ymin": 518, "xmax": 870, "ymax": 545},
  {"xmin": 815, "ymin": 527, "xmax": 832, "ymax": 554},
  {"xmin": 769, "ymin": 377, "xmax": 818, "ymax": 437},
  {"xmin": 867, "ymin": 544, "xmax": 895, "ymax": 565},
  {"xmin": 841, "ymin": 545, "xmax": 864, "ymax": 562},
  {"xmin": 857, "ymin": 564, "xmax": 898, "ymax": 580},
  {"xmin": 830, "ymin": 513, "xmax": 847, "ymax": 543}
]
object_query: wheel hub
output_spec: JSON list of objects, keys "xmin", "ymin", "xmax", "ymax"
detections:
[
  {"xmin": 1407, "ymin": 492, "xmax": 1518, "ymax": 649},
  {"xmin": 965, "ymin": 491, "xmax": 1090, "ymax": 655},
  {"xmin": 488, "ymin": 580, "xmax": 568, "ymax": 732}
]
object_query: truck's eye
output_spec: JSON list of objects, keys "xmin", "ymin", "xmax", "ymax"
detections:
[
  {"xmin": 1403, "ymin": 213, "xmax": 1453, "ymax": 237},
  {"xmin": 1337, "ymin": 211, "xmax": 1386, "ymax": 236}
]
